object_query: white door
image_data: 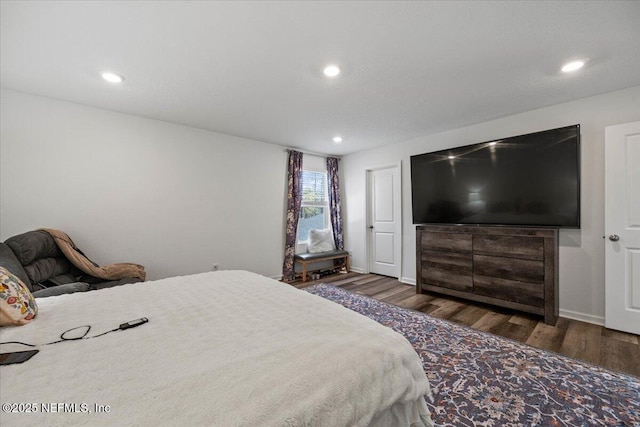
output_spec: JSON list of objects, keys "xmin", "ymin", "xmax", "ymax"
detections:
[
  {"xmin": 367, "ymin": 163, "xmax": 401, "ymax": 278},
  {"xmin": 605, "ymin": 121, "xmax": 640, "ymax": 335}
]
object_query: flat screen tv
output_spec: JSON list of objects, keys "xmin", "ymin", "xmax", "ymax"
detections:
[{"xmin": 410, "ymin": 125, "xmax": 580, "ymax": 228}]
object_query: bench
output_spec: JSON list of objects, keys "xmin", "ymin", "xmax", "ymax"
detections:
[{"xmin": 294, "ymin": 250, "xmax": 350, "ymax": 282}]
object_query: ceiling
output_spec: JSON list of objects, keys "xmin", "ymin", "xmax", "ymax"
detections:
[{"xmin": 2, "ymin": 1, "xmax": 640, "ymax": 156}]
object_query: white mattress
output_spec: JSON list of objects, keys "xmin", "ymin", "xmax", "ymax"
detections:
[{"xmin": 0, "ymin": 270, "xmax": 432, "ymax": 426}]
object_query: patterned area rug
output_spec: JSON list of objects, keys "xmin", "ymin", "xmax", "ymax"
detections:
[{"xmin": 305, "ymin": 283, "xmax": 640, "ymax": 427}]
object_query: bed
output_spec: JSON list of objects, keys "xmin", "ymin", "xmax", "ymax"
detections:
[{"xmin": 0, "ymin": 270, "xmax": 433, "ymax": 426}]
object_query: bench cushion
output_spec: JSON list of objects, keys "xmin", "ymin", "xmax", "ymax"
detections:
[{"xmin": 295, "ymin": 250, "xmax": 349, "ymax": 261}]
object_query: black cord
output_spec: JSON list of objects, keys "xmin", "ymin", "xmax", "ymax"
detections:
[
  {"xmin": 0, "ymin": 341, "xmax": 37, "ymax": 348},
  {"xmin": 1, "ymin": 319, "xmax": 146, "ymax": 348},
  {"xmin": 42, "ymin": 325, "xmax": 120, "ymax": 345}
]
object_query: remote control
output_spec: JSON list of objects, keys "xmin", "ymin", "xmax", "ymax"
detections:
[{"xmin": 119, "ymin": 317, "xmax": 149, "ymax": 330}]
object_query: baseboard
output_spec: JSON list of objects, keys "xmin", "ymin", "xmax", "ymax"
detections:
[
  {"xmin": 559, "ymin": 309, "xmax": 605, "ymax": 326},
  {"xmin": 350, "ymin": 266, "xmax": 365, "ymax": 274},
  {"xmin": 400, "ymin": 276, "xmax": 416, "ymax": 286}
]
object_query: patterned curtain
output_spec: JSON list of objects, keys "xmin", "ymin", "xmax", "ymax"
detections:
[
  {"xmin": 327, "ymin": 157, "xmax": 344, "ymax": 250},
  {"xmin": 282, "ymin": 150, "xmax": 304, "ymax": 281}
]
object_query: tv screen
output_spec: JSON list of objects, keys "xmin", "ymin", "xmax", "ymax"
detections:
[{"xmin": 410, "ymin": 125, "xmax": 580, "ymax": 228}]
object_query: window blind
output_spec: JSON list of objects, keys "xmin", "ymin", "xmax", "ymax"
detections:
[{"xmin": 301, "ymin": 171, "xmax": 327, "ymax": 204}]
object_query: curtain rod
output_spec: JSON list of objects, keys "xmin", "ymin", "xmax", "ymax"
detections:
[{"xmin": 285, "ymin": 148, "xmax": 341, "ymax": 159}]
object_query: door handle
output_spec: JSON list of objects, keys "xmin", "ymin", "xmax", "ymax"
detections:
[
  {"xmin": 609, "ymin": 234, "xmax": 620, "ymax": 241},
  {"xmin": 368, "ymin": 225, "xmax": 374, "ymax": 230}
]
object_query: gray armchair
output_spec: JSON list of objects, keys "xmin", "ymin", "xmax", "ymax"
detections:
[{"xmin": 1, "ymin": 230, "xmax": 141, "ymax": 298}]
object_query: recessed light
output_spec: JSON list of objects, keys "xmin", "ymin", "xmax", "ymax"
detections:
[
  {"xmin": 448, "ymin": 155, "xmax": 455, "ymax": 159},
  {"xmin": 102, "ymin": 72, "xmax": 125, "ymax": 83},
  {"xmin": 333, "ymin": 136, "xmax": 343, "ymax": 143},
  {"xmin": 323, "ymin": 65, "xmax": 341, "ymax": 77},
  {"xmin": 489, "ymin": 142, "xmax": 498, "ymax": 146},
  {"xmin": 561, "ymin": 60, "xmax": 585, "ymax": 73}
]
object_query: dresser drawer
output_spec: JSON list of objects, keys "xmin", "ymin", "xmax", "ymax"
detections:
[
  {"xmin": 474, "ymin": 275, "xmax": 544, "ymax": 307},
  {"xmin": 421, "ymin": 267, "xmax": 473, "ymax": 291},
  {"xmin": 422, "ymin": 249, "xmax": 472, "ymax": 271},
  {"xmin": 421, "ymin": 232, "xmax": 472, "ymax": 253},
  {"xmin": 474, "ymin": 254, "xmax": 544, "ymax": 283},
  {"xmin": 473, "ymin": 235, "xmax": 544, "ymax": 260}
]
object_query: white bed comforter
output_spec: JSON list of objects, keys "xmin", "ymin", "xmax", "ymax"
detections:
[{"xmin": 0, "ymin": 271, "xmax": 432, "ymax": 426}]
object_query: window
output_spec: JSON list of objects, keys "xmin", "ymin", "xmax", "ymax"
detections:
[{"xmin": 298, "ymin": 170, "xmax": 330, "ymax": 243}]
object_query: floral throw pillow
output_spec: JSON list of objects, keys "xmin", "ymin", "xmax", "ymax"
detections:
[
  {"xmin": 0, "ymin": 266, "xmax": 38, "ymax": 326},
  {"xmin": 308, "ymin": 228, "xmax": 336, "ymax": 253}
]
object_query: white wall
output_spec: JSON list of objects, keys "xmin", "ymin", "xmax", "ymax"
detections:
[
  {"xmin": 0, "ymin": 89, "xmax": 287, "ymax": 280},
  {"xmin": 342, "ymin": 85, "xmax": 640, "ymax": 324}
]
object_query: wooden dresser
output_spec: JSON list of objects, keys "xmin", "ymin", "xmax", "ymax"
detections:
[{"xmin": 416, "ymin": 225, "xmax": 558, "ymax": 325}]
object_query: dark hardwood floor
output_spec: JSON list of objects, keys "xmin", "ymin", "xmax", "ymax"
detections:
[{"xmin": 292, "ymin": 272, "xmax": 640, "ymax": 377}]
